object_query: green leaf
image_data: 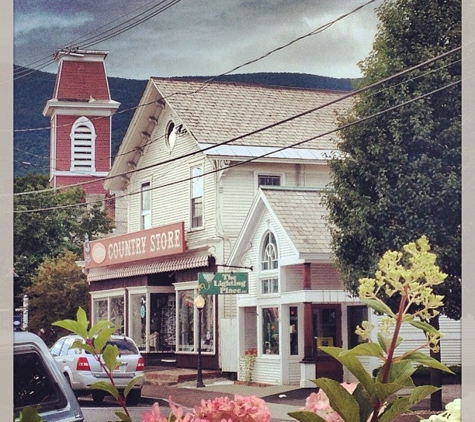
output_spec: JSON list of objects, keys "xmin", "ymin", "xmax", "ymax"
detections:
[
  {"xmin": 401, "ymin": 352, "xmax": 454, "ymax": 373},
  {"xmin": 114, "ymin": 411, "xmax": 133, "ymax": 422},
  {"xmin": 385, "ymin": 360, "xmax": 416, "ymax": 384},
  {"xmin": 124, "ymin": 376, "xmax": 144, "ymax": 397},
  {"xmin": 94, "ymin": 327, "xmax": 120, "ymax": 352},
  {"xmin": 314, "ymin": 378, "xmax": 360, "ymax": 422},
  {"xmin": 288, "ymin": 411, "xmax": 329, "ymax": 422},
  {"xmin": 321, "ymin": 347, "xmax": 377, "ymax": 396},
  {"xmin": 102, "ymin": 344, "xmax": 120, "ymax": 372},
  {"xmin": 378, "ymin": 385, "xmax": 440, "ymax": 422},
  {"xmin": 362, "ymin": 299, "xmax": 395, "ymax": 317},
  {"xmin": 353, "ymin": 383, "xmax": 374, "ymax": 422},
  {"xmin": 373, "ymin": 380, "xmax": 412, "ymax": 403},
  {"xmin": 16, "ymin": 406, "xmax": 46, "ymax": 422},
  {"xmin": 76, "ymin": 307, "xmax": 89, "ymax": 336},
  {"xmin": 378, "ymin": 396, "xmax": 413, "ymax": 422},
  {"xmin": 89, "ymin": 319, "xmax": 117, "ymax": 338},
  {"xmin": 377, "ymin": 332, "xmax": 389, "ymax": 353},
  {"xmin": 51, "ymin": 308, "xmax": 89, "ymax": 338},
  {"xmin": 89, "ymin": 381, "xmax": 119, "ymax": 399},
  {"xmin": 343, "ymin": 342, "xmax": 385, "ymax": 359},
  {"xmin": 408, "ymin": 320, "xmax": 441, "ymax": 336}
]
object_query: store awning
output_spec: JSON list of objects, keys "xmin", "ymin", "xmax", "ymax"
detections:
[{"xmin": 87, "ymin": 254, "xmax": 211, "ymax": 282}]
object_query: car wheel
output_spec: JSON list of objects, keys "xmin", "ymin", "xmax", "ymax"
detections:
[
  {"xmin": 92, "ymin": 391, "xmax": 105, "ymax": 404},
  {"xmin": 126, "ymin": 389, "xmax": 141, "ymax": 406}
]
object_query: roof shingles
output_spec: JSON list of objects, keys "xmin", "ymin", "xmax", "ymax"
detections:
[
  {"xmin": 152, "ymin": 78, "xmax": 352, "ymax": 151},
  {"xmin": 262, "ymin": 187, "xmax": 332, "ymax": 255}
]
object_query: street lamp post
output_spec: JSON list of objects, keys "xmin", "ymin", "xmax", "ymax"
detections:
[{"xmin": 194, "ymin": 294, "xmax": 206, "ymax": 388}]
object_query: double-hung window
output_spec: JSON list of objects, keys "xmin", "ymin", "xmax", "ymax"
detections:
[
  {"xmin": 191, "ymin": 166, "xmax": 203, "ymax": 228},
  {"xmin": 141, "ymin": 182, "xmax": 151, "ymax": 230}
]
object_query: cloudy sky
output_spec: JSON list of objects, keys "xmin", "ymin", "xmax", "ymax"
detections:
[{"xmin": 14, "ymin": 0, "xmax": 383, "ymax": 80}]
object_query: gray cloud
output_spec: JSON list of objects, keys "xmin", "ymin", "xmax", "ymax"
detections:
[{"xmin": 14, "ymin": 0, "xmax": 382, "ymax": 80}]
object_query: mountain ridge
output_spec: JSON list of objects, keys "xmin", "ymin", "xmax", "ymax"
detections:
[{"xmin": 14, "ymin": 66, "xmax": 355, "ymax": 177}]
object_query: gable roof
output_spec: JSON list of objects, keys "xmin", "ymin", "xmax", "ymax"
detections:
[
  {"xmin": 262, "ymin": 186, "xmax": 332, "ymax": 256},
  {"xmin": 229, "ymin": 186, "xmax": 333, "ymax": 266},
  {"xmin": 151, "ymin": 78, "xmax": 352, "ymax": 151},
  {"xmin": 107, "ymin": 78, "xmax": 352, "ymax": 190}
]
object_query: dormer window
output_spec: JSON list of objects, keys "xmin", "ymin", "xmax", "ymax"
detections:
[{"xmin": 70, "ymin": 116, "xmax": 96, "ymax": 172}]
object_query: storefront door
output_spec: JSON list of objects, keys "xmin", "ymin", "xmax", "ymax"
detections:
[{"xmin": 312, "ymin": 304, "xmax": 343, "ymax": 382}]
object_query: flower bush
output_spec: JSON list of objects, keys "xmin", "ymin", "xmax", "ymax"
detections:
[
  {"xmin": 142, "ymin": 395, "xmax": 271, "ymax": 422},
  {"xmin": 239, "ymin": 348, "xmax": 258, "ymax": 384}
]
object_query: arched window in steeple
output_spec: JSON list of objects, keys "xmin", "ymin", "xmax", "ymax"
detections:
[{"xmin": 70, "ymin": 116, "xmax": 96, "ymax": 172}]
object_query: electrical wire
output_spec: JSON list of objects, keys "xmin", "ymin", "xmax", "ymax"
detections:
[
  {"xmin": 13, "ymin": 46, "xmax": 461, "ymax": 198},
  {"xmin": 13, "ymin": 76, "xmax": 461, "ymax": 214}
]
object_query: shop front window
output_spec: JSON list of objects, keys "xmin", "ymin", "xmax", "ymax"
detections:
[
  {"xmin": 150, "ymin": 293, "xmax": 176, "ymax": 352},
  {"xmin": 178, "ymin": 290, "xmax": 195, "ymax": 352},
  {"xmin": 130, "ymin": 294, "xmax": 147, "ymax": 352},
  {"xmin": 290, "ymin": 306, "xmax": 298, "ymax": 355},
  {"xmin": 92, "ymin": 296, "xmax": 124, "ymax": 335},
  {"xmin": 110, "ymin": 296, "xmax": 124, "ymax": 334},
  {"xmin": 93, "ymin": 299, "xmax": 108, "ymax": 323},
  {"xmin": 177, "ymin": 289, "xmax": 215, "ymax": 353},
  {"xmin": 262, "ymin": 307, "xmax": 279, "ymax": 355}
]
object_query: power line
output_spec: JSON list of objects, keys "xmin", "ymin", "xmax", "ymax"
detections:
[
  {"xmin": 14, "ymin": 0, "xmax": 186, "ymax": 81},
  {"xmin": 13, "ymin": 46, "xmax": 461, "ymax": 198},
  {"xmin": 13, "ymin": 77, "xmax": 461, "ymax": 214}
]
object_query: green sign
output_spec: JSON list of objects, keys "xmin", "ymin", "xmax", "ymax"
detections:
[{"xmin": 198, "ymin": 272, "xmax": 249, "ymax": 294}]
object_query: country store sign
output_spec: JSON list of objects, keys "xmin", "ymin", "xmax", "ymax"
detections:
[
  {"xmin": 198, "ymin": 272, "xmax": 248, "ymax": 294},
  {"xmin": 84, "ymin": 222, "xmax": 185, "ymax": 268}
]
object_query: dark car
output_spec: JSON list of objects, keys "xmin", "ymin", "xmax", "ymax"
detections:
[{"xmin": 14, "ymin": 331, "xmax": 84, "ymax": 422}]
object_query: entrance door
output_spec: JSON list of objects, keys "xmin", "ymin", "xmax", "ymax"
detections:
[{"xmin": 312, "ymin": 304, "xmax": 343, "ymax": 381}]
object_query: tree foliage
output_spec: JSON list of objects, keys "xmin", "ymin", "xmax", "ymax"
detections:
[
  {"xmin": 324, "ymin": 0, "xmax": 461, "ymax": 320},
  {"xmin": 26, "ymin": 251, "xmax": 90, "ymax": 345},
  {"xmin": 14, "ymin": 174, "xmax": 114, "ymax": 306}
]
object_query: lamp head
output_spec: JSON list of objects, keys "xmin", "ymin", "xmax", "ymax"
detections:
[{"xmin": 194, "ymin": 294, "xmax": 205, "ymax": 309}]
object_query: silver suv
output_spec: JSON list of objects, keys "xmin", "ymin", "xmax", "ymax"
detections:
[
  {"xmin": 14, "ymin": 332, "xmax": 84, "ymax": 422},
  {"xmin": 50, "ymin": 334, "xmax": 145, "ymax": 405}
]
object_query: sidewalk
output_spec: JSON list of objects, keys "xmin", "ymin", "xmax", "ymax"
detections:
[{"xmin": 141, "ymin": 368, "xmax": 461, "ymax": 422}]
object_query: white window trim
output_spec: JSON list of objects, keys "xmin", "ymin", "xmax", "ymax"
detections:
[
  {"xmin": 258, "ymin": 231, "xmax": 280, "ymax": 296},
  {"xmin": 70, "ymin": 116, "xmax": 96, "ymax": 173},
  {"xmin": 173, "ymin": 282, "xmax": 216, "ymax": 355},
  {"xmin": 255, "ymin": 172, "xmax": 283, "ymax": 190},
  {"xmin": 140, "ymin": 180, "xmax": 152, "ymax": 230},
  {"xmin": 190, "ymin": 164, "xmax": 204, "ymax": 230}
]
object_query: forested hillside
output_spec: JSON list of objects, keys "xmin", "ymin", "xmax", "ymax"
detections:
[{"xmin": 14, "ymin": 66, "xmax": 354, "ymax": 177}]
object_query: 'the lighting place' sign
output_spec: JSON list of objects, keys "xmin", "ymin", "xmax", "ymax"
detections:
[
  {"xmin": 198, "ymin": 272, "xmax": 248, "ymax": 294},
  {"xmin": 84, "ymin": 222, "xmax": 185, "ymax": 268}
]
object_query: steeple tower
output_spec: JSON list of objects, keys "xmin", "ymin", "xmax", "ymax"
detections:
[{"xmin": 43, "ymin": 49, "xmax": 120, "ymax": 198}]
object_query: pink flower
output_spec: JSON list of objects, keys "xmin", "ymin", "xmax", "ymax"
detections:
[
  {"xmin": 194, "ymin": 395, "xmax": 271, "ymax": 422},
  {"xmin": 302, "ymin": 383, "xmax": 358, "ymax": 422},
  {"xmin": 142, "ymin": 402, "xmax": 167, "ymax": 422},
  {"xmin": 142, "ymin": 398, "xmax": 194, "ymax": 422}
]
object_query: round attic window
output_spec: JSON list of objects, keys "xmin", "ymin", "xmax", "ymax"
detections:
[{"xmin": 166, "ymin": 121, "xmax": 177, "ymax": 151}]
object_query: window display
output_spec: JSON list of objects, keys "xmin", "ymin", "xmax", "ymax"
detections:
[{"xmin": 262, "ymin": 307, "xmax": 279, "ymax": 355}]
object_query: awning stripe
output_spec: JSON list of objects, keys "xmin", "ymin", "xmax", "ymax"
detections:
[{"xmin": 87, "ymin": 255, "xmax": 210, "ymax": 282}]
